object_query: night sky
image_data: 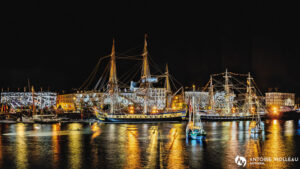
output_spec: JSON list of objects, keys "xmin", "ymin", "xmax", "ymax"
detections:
[{"xmin": 2, "ymin": 1, "xmax": 300, "ymax": 95}]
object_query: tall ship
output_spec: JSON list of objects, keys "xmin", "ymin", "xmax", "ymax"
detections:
[
  {"xmin": 197, "ymin": 69, "xmax": 267, "ymax": 120},
  {"xmin": 91, "ymin": 35, "xmax": 186, "ymax": 122}
]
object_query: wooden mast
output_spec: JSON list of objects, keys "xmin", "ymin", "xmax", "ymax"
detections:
[
  {"xmin": 192, "ymin": 85, "xmax": 195, "ymax": 126},
  {"xmin": 31, "ymin": 86, "xmax": 36, "ymax": 115},
  {"xmin": 141, "ymin": 34, "xmax": 151, "ymax": 114},
  {"xmin": 165, "ymin": 64, "xmax": 171, "ymax": 109},
  {"xmin": 246, "ymin": 72, "xmax": 253, "ymax": 114},
  {"xmin": 141, "ymin": 34, "xmax": 151, "ymax": 83},
  {"xmin": 108, "ymin": 39, "xmax": 118, "ymax": 89},
  {"xmin": 108, "ymin": 39, "xmax": 118, "ymax": 114},
  {"xmin": 209, "ymin": 75, "xmax": 214, "ymax": 113},
  {"xmin": 224, "ymin": 69, "xmax": 231, "ymax": 114}
]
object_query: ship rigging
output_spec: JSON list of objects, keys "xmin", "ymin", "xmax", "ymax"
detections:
[{"xmin": 79, "ymin": 35, "xmax": 186, "ymax": 122}]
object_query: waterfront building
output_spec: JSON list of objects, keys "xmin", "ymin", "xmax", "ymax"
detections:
[
  {"xmin": 57, "ymin": 88, "xmax": 170, "ymax": 112},
  {"xmin": 265, "ymin": 92, "xmax": 295, "ymax": 112},
  {"xmin": 56, "ymin": 93, "xmax": 76, "ymax": 111},
  {"xmin": 0, "ymin": 92, "xmax": 57, "ymax": 110}
]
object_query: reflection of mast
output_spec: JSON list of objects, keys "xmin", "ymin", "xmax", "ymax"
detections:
[
  {"xmin": 141, "ymin": 34, "xmax": 151, "ymax": 114},
  {"xmin": 108, "ymin": 39, "xmax": 118, "ymax": 114},
  {"xmin": 224, "ymin": 69, "xmax": 231, "ymax": 114},
  {"xmin": 209, "ymin": 75, "xmax": 214, "ymax": 113},
  {"xmin": 165, "ymin": 64, "xmax": 171, "ymax": 108}
]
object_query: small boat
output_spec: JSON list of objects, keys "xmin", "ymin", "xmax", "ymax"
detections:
[
  {"xmin": 250, "ymin": 109, "xmax": 264, "ymax": 134},
  {"xmin": 186, "ymin": 85, "xmax": 206, "ymax": 140},
  {"xmin": 33, "ymin": 115, "xmax": 60, "ymax": 124},
  {"xmin": 251, "ymin": 112, "xmax": 264, "ymax": 134},
  {"xmin": 251, "ymin": 123, "xmax": 263, "ymax": 134},
  {"xmin": 190, "ymin": 128, "xmax": 206, "ymax": 140}
]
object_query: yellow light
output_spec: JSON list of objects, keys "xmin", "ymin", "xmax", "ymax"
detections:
[
  {"xmin": 272, "ymin": 106, "xmax": 278, "ymax": 115},
  {"xmin": 129, "ymin": 105, "xmax": 135, "ymax": 114},
  {"xmin": 151, "ymin": 106, "xmax": 158, "ymax": 114},
  {"xmin": 232, "ymin": 107, "xmax": 236, "ymax": 113},
  {"xmin": 251, "ymin": 107, "xmax": 255, "ymax": 114}
]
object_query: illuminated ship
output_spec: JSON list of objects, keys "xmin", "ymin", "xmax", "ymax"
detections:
[
  {"xmin": 93, "ymin": 35, "xmax": 186, "ymax": 122},
  {"xmin": 250, "ymin": 112, "xmax": 264, "ymax": 134},
  {"xmin": 186, "ymin": 85, "xmax": 206, "ymax": 140},
  {"xmin": 198, "ymin": 70, "xmax": 266, "ymax": 121}
]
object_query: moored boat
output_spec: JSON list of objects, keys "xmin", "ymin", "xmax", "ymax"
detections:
[
  {"xmin": 33, "ymin": 115, "xmax": 60, "ymax": 124},
  {"xmin": 93, "ymin": 35, "xmax": 186, "ymax": 122},
  {"xmin": 186, "ymin": 85, "xmax": 206, "ymax": 140},
  {"xmin": 96, "ymin": 110, "xmax": 186, "ymax": 122},
  {"xmin": 198, "ymin": 70, "xmax": 267, "ymax": 121}
]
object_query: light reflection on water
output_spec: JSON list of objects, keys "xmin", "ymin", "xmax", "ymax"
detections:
[
  {"xmin": 52, "ymin": 124, "xmax": 60, "ymax": 169},
  {"xmin": 68, "ymin": 123, "xmax": 83, "ymax": 169},
  {"xmin": 0, "ymin": 120, "xmax": 299, "ymax": 169},
  {"xmin": 166, "ymin": 124, "xmax": 185, "ymax": 169},
  {"xmin": 125, "ymin": 126, "xmax": 140, "ymax": 169},
  {"xmin": 16, "ymin": 123, "xmax": 28, "ymax": 169}
]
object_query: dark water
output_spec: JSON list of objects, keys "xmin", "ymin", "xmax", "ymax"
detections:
[{"xmin": 0, "ymin": 120, "xmax": 300, "ymax": 169}]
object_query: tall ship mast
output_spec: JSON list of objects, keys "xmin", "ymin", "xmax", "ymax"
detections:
[
  {"xmin": 208, "ymin": 75, "xmax": 214, "ymax": 113},
  {"xmin": 223, "ymin": 69, "xmax": 233, "ymax": 114},
  {"xmin": 164, "ymin": 64, "xmax": 172, "ymax": 109},
  {"xmin": 245, "ymin": 72, "xmax": 254, "ymax": 115},
  {"xmin": 108, "ymin": 39, "xmax": 118, "ymax": 115},
  {"xmin": 140, "ymin": 34, "xmax": 151, "ymax": 114}
]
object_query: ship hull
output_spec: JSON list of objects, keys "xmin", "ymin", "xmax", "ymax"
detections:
[
  {"xmin": 105, "ymin": 116, "xmax": 183, "ymax": 122},
  {"xmin": 198, "ymin": 115, "xmax": 266, "ymax": 121},
  {"xmin": 98, "ymin": 110, "xmax": 186, "ymax": 123}
]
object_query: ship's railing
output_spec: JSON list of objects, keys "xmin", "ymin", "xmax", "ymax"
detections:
[{"xmin": 106, "ymin": 112, "xmax": 184, "ymax": 118}]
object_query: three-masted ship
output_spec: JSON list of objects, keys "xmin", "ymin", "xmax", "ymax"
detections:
[
  {"xmin": 94, "ymin": 35, "xmax": 186, "ymax": 122},
  {"xmin": 199, "ymin": 69, "xmax": 266, "ymax": 121}
]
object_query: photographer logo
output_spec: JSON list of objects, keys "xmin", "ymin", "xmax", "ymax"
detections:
[{"xmin": 235, "ymin": 155, "xmax": 247, "ymax": 167}]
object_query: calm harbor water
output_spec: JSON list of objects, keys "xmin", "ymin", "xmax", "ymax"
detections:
[{"xmin": 0, "ymin": 120, "xmax": 300, "ymax": 169}]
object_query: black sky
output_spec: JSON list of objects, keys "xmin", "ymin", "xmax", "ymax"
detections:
[{"xmin": 2, "ymin": 1, "xmax": 300, "ymax": 95}]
